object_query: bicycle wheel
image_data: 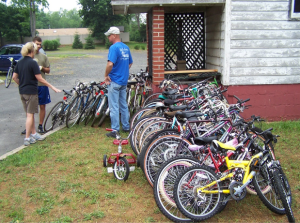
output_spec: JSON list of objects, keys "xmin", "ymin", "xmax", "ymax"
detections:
[
  {"xmin": 98, "ymin": 107, "xmax": 109, "ymax": 127},
  {"xmin": 142, "ymin": 93, "xmax": 161, "ymax": 107},
  {"xmin": 252, "ymin": 165, "xmax": 288, "ymax": 214},
  {"xmin": 66, "ymin": 96, "xmax": 82, "ymax": 128},
  {"xmin": 5, "ymin": 67, "xmax": 13, "ymax": 88},
  {"xmin": 43, "ymin": 101, "xmax": 64, "ymax": 132},
  {"xmin": 84, "ymin": 97, "xmax": 101, "ymax": 126},
  {"xmin": 141, "ymin": 135, "xmax": 193, "ymax": 187},
  {"xmin": 138, "ymin": 120, "xmax": 174, "ymax": 153},
  {"xmin": 113, "ymin": 157, "xmax": 130, "ymax": 181},
  {"xmin": 153, "ymin": 156, "xmax": 200, "ymax": 222},
  {"xmin": 173, "ymin": 165, "xmax": 224, "ymax": 222},
  {"xmin": 273, "ymin": 169, "xmax": 294, "ymax": 222},
  {"xmin": 130, "ymin": 108, "xmax": 157, "ymax": 129},
  {"xmin": 77, "ymin": 99, "xmax": 92, "ymax": 124}
]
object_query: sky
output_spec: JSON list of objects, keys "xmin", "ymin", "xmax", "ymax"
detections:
[
  {"xmin": 5, "ymin": 0, "xmax": 81, "ymax": 12},
  {"xmin": 44, "ymin": 0, "xmax": 81, "ymax": 12}
]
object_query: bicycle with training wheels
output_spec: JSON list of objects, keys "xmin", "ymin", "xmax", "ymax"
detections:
[
  {"xmin": 5, "ymin": 57, "xmax": 16, "ymax": 88},
  {"xmin": 103, "ymin": 129, "xmax": 136, "ymax": 181}
]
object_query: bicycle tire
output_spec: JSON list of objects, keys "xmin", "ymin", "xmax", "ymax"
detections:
[
  {"xmin": 98, "ymin": 109, "xmax": 108, "ymax": 127},
  {"xmin": 43, "ymin": 101, "xmax": 64, "ymax": 132},
  {"xmin": 141, "ymin": 135, "xmax": 193, "ymax": 187},
  {"xmin": 139, "ymin": 129, "xmax": 180, "ymax": 171},
  {"xmin": 77, "ymin": 99, "xmax": 92, "ymax": 124},
  {"xmin": 273, "ymin": 169, "xmax": 295, "ymax": 222},
  {"xmin": 66, "ymin": 96, "xmax": 82, "ymax": 128},
  {"xmin": 138, "ymin": 120, "xmax": 174, "ymax": 153},
  {"xmin": 130, "ymin": 108, "xmax": 157, "ymax": 129},
  {"xmin": 84, "ymin": 96, "xmax": 101, "ymax": 126},
  {"xmin": 253, "ymin": 166, "xmax": 286, "ymax": 214},
  {"xmin": 5, "ymin": 67, "xmax": 13, "ymax": 88},
  {"xmin": 153, "ymin": 156, "xmax": 200, "ymax": 222},
  {"xmin": 113, "ymin": 157, "xmax": 130, "ymax": 181},
  {"xmin": 142, "ymin": 93, "xmax": 161, "ymax": 107},
  {"xmin": 173, "ymin": 165, "xmax": 224, "ymax": 222}
]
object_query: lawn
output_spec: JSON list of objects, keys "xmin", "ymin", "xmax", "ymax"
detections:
[{"xmin": 0, "ymin": 119, "xmax": 299, "ymax": 222}]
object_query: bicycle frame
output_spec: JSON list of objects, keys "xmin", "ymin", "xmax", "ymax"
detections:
[{"xmin": 196, "ymin": 152, "xmax": 263, "ymax": 194}]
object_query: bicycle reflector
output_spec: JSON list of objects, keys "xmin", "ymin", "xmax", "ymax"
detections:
[
  {"xmin": 95, "ymin": 92, "xmax": 99, "ymax": 95},
  {"xmin": 100, "ymin": 90, "xmax": 104, "ymax": 95},
  {"xmin": 63, "ymin": 96, "xmax": 67, "ymax": 100}
]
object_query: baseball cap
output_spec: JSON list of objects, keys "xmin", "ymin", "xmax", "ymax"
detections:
[{"xmin": 104, "ymin": 27, "xmax": 120, "ymax": 36}]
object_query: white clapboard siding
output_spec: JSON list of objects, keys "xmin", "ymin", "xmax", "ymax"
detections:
[
  {"xmin": 231, "ymin": 49, "xmax": 300, "ymax": 58},
  {"xmin": 230, "ymin": 67, "xmax": 300, "ymax": 76},
  {"xmin": 231, "ymin": 2, "xmax": 288, "ymax": 11},
  {"xmin": 206, "ymin": 5, "xmax": 224, "ymax": 71},
  {"xmin": 228, "ymin": 0, "xmax": 300, "ymax": 85},
  {"xmin": 231, "ymin": 30, "xmax": 300, "ymax": 40},
  {"xmin": 232, "ymin": 21, "xmax": 300, "ymax": 30},
  {"xmin": 230, "ymin": 75, "xmax": 300, "ymax": 85}
]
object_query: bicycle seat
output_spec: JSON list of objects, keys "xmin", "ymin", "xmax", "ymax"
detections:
[
  {"xmin": 163, "ymin": 88, "xmax": 178, "ymax": 96},
  {"xmin": 194, "ymin": 136, "xmax": 218, "ymax": 145},
  {"xmin": 63, "ymin": 89, "xmax": 73, "ymax": 96},
  {"xmin": 213, "ymin": 140, "xmax": 236, "ymax": 151},
  {"xmin": 169, "ymin": 105, "xmax": 188, "ymax": 111},
  {"xmin": 164, "ymin": 111, "xmax": 180, "ymax": 119},
  {"xmin": 167, "ymin": 94, "xmax": 184, "ymax": 100},
  {"xmin": 127, "ymin": 80, "xmax": 137, "ymax": 85},
  {"xmin": 163, "ymin": 99, "xmax": 179, "ymax": 106}
]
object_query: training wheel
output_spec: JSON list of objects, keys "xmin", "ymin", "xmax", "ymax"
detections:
[{"xmin": 103, "ymin": 154, "xmax": 108, "ymax": 167}]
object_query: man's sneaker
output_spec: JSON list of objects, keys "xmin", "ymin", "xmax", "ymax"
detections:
[
  {"xmin": 31, "ymin": 133, "xmax": 46, "ymax": 141},
  {"xmin": 24, "ymin": 137, "xmax": 36, "ymax": 146},
  {"xmin": 123, "ymin": 129, "xmax": 130, "ymax": 133},
  {"xmin": 38, "ymin": 126, "xmax": 45, "ymax": 134},
  {"xmin": 21, "ymin": 129, "xmax": 26, "ymax": 135},
  {"xmin": 106, "ymin": 131, "xmax": 119, "ymax": 138}
]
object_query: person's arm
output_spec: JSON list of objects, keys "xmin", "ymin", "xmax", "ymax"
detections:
[
  {"xmin": 129, "ymin": 63, "xmax": 133, "ymax": 69},
  {"xmin": 104, "ymin": 61, "xmax": 114, "ymax": 85},
  {"xmin": 35, "ymin": 74, "xmax": 61, "ymax": 93},
  {"xmin": 40, "ymin": 66, "xmax": 50, "ymax": 74},
  {"xmin": 12, "ymin": 72, "xmax": 19, "ymax": 85}
]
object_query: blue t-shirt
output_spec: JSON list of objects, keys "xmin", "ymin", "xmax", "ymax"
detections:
[{"xmin": 108, "ymin": 42, "xmax": 133, "ymax": 86}]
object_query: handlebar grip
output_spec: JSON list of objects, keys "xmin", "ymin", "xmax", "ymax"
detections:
[{"xmin": 241, "ymin": 98, "xmax": 250, "ymax": 103}]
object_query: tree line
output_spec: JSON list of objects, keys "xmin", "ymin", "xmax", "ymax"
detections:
[{"xmin": 0, "ymin": 0, "xmax": 146, "ymax": 46}]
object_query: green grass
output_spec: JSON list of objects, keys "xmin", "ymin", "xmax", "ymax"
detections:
[{"xmin": 0, "ymin": 120, "xmax": 299, "ymax": 222}]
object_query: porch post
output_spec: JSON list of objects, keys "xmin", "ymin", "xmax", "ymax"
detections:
[{"xmin": 152, "ymin": 7, "xmax": 165, "ymax": 86}]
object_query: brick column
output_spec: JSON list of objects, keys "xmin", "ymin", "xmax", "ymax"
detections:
[{"xmin": 152, "ymin": 7, "xmax": 165, "ymax": 86}]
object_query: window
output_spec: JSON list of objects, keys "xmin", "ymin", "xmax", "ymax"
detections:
[
  {"xmin": 290, "ymin": 0, "xmax": 300, "ymax": 19},
  {"xmin": 0, "ymin": 47, "xmax": 9, "ymax": 55}
]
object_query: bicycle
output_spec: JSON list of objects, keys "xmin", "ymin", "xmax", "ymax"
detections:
[
  {"xmin": 103, "ymin": 129, "xmax": 136, "ymax": 181},
  {"xmin": 5, "ymin": 57, "xmax": 16, "ymax": 88}
]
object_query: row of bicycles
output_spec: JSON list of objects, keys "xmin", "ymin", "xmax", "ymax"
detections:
[
  {"xmin": 123, "ymin": 77, "xmax": 294, "ymax": 222},
  {"xmin": 42, "ymin": 69, "xmax": 152, "ymax": 132}
]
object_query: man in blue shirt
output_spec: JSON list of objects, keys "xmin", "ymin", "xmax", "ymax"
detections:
[{"xmin": 104, "ymin": 27, "xmax": 133, "ymax": 138}]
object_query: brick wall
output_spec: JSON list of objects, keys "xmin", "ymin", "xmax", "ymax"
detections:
[
  {"xmin": 152, "ymin": 7, "xmax": 165, "ymax": 85},
  {"xmin": 224, "ymin": 84, "xmax": 300, "ymax": 121}
]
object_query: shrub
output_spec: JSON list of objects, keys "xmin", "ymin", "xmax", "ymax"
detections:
[
  {"xmin": 52, "ymin": 39, "xmax": 60, "ymax": 50},
  {"xmin": 141, "ymin": 45, "xmax": 146, "ymax": 50},
  {"xmin": 84, "ymin": 35, "xmax": 95, "ymax": 49},
  {"xmin": 134, "ymin": 45, "xmax": 140, "ymax": 50},
  {"xmin": 42, "ymin": 39, "xmax": 60, "ymax": 50},
  {"xmin": 43, "ymin": 40, "xmax": 50, "ymax": 50},
  {"xmin": 72, "ymin": 34, "xmax": 83, "ymax": 49}
]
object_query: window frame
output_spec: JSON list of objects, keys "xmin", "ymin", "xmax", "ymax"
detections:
[{"xmin": 290, "ymin": 0, "xmax": 300, "ymax": 20}]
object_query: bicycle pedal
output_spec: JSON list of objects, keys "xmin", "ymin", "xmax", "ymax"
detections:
[
  {"xmin": 107, "ymin": 167, "xmax": 113, "ymax": 173},
  {"xmin": 130, "ymin": 166, "xmax": 135, "ymax": 172}
]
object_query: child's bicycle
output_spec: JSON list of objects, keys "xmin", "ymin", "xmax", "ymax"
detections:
[{"xmin": 103, "ymin": 129, "xmax": 136, "ymax": 181}]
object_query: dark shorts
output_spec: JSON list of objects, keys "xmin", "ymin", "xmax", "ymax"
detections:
[
  {"xmin": 38, "ymin": 86, "xmax": 51, "ymax": 105},
  {"xmin": 20, "ymin": 94, "xmax": 39, "ymax": 114}
]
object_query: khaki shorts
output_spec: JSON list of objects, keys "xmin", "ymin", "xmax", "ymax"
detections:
[{"xmin": 20, "ymin": 94, "xmax": 39, "ymax": 114}]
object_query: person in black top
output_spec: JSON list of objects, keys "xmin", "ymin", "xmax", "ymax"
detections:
[{"xmin": 13, "ymin": 42, "xmax": 61, "ymax": 146}]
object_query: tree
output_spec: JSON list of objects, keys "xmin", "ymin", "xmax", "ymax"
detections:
[
  {"xmin": 0, "ymin": 3, "xmax": 31, "ymax": 45},
  {"xmin": 78, "ymin": 0, "xmax": 124, "ymax": 41},
  {"xmin": 84, "ymin": 35, "xmax": 95, "ymax": 49},
  {"xmin": 72, "ymin": 33, "xmax": 83, "ymax": 49},
  {"xmin": 11, "ymin": 0, "xmax": 49, "ymax": 37}
]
